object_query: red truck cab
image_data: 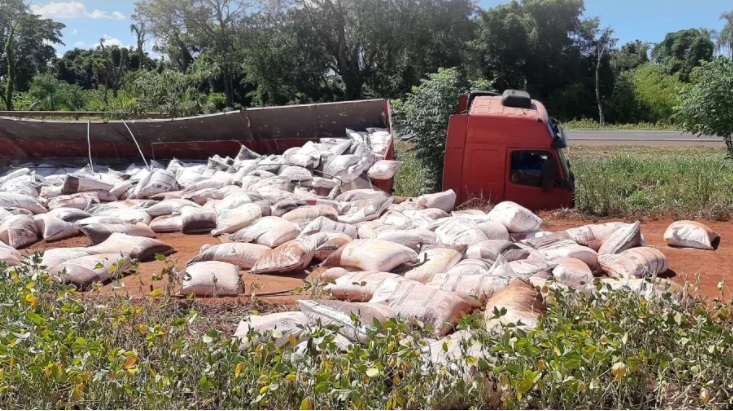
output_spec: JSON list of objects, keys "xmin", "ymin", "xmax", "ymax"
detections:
[{"xmin": 442, "ymin": 90, "xmax": 574, "ymax": 211}]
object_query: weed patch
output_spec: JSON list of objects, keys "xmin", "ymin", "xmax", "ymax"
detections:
[
  {"xmin": 1, "ymin": 255, "xmax": 732, "ymax": 409},
  {"xmin": 393, "ymin": 140, "xmax": 425, "ymax": 197},
  {"xmin": 563, "ymin": 119, "xmax": 681, "ymax": 131},
  {"xmin": 569, "ymin": 146, "xmax": 733, "ymax": 219}
]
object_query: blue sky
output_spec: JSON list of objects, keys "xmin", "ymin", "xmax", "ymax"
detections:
[
  {"xmin": 30, "ymin": 0, "xmax": 733, "ymax": 57},
  {"xmin": 30, "ymin": 1, "xmax": 137, "ymax": 53},
  {"xmin": 480, "ymin": 0, "xmax": 730, "ymax": 46}
]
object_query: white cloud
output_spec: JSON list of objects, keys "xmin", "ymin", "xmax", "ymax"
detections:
[
  {"xmin": 71, "ymin": 28, "xmax": 78, "ymax": 35},
  {"xmin": 73, "ymin": 40, "xmax": 85, "ymax": 47},
  {"xmin": 100, "ymin": 34, "xmax": 122, "ymax": 47},
  {"xmin": 31, "ymin": 1, "xmax": 125, "ymax": 20}
]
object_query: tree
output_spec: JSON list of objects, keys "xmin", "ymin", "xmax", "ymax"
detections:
[
  {"xmin": 242, "ymin": 0, "xmax": 475, "ymax": 103},
  {"xmin": 0, "ymin": 0, "xmax": 64, "ymax": 94},
  {"xmin": 591, "ymin": 24, "xmax": 617, "ymax": 125},
  {"xmin": 130, "ymin": 23, "xmax": 148, "ymax": 70},
  {"xmin": 94, "ymin": 40, "xmax": 131, "ymax": 103},
  {"xmin": 26, "ymin": 73, "xmax": 88, "ymax": 111},
  {"xmin": 0, "ymin": 0, "xmax": 25, "ymax": 75},
  {"xmin": 471, "ymin": 1, "xmax": 530, "ymax": 89},
  {"xmin": 121, "ymin": 58, "xmax": 221, "ymax": 117},
  {"xmin": 699, "ymin": 27, "xmax": 718, "ymax": 45},
  {"xmin": 611, "ymin": 40, "xmax": 650, "ymax": 74},
  {"xmin": 1, "ymin": 26, "xmax": 15, "ymax": 110},
  {"xmin": 610, "ymin": 63, "xmax": 683, "ymax": 124},
  {"xmin": 393, "ymin": 68, "xmax": 488, "ymax": 193},
  {"xmin": 675, "ymin": 57, "xmax": 733, "ymax": 156},
  {"xmin": 652, "ymin": 29, "xmax": 714, "ymax": 81},
  {"xmin": 53, "ymin": 47, "xmax": 156, "ymax": 90},
  {"xmin": 134, "ymin": 0, "xmax": 252, "ymax": 107},
  {"xmin": 472, "ymin": 0, "xmax": 608, "ymax": 119},
  {"xmin": 283, "ymin": 0, "xmax": 411, "ymax": 100},
  {"xmin": 718, "ymin": 11, "xmax": 733, "ymax": 59},
  {"xmin": 368, "ymin": 0, "xmax": 477, "ymax": 97},
  {"xmin": 241, "ymin": 11, "xmax": 338, "ymax": 106}
]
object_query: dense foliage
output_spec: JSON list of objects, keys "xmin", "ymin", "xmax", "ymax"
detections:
[
  {"xmin": 0, "ymin": 0, "xmax": 64, "ymax": 106},
  {"xmin": 1, "ymin": 0, "xmax": 730, "ymax": 127},
  {"xmin": 652, "ymin": 29, "xmax": 715, "ymax": 81},
  {"xmin": 610, "ymin": 63, "xmax": 684, "ymax": 125},
  {"xmin": 1, "ymin": 255, "xmax": 732, "ymax": 409},
  {"xmin": 392, "ymin": 68, "xmax": 487, "ymax": 193},
  {"xmin": 676, "ymin": 57, "xmax": 733, "ymax": 156}
]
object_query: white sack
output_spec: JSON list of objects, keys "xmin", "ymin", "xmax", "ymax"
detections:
[{"xmin": 486, "ymin": 201, "xmax": 542, "ymax": 233}]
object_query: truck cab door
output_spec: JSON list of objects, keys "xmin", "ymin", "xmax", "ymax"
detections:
[{"xmin": 504, "ymin": 148, "xmax": 572, "ymax": 211}]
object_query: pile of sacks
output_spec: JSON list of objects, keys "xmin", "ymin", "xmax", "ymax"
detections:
[
  {"xmin": 0, "ymin": 132, "xmax": 720, "ymax": 359},
  {"xmin": 233, "ymin": 198, "xmax": 705, "ymax": 364},
  {"xmin": 0, "ymin": 128, "xmax": 399, "ymax": 289}
]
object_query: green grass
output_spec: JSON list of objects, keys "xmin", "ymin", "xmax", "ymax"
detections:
[
  {"xmin": 563, "ymin": 119, "xmax": 681, "ymax": 131},
  {"xmin": 393, "ymin": 140, "xmax": 425, "ymax": 197},
  {"xmin": 568, "ymin": 146, "xmax": 733, "ymax": 219},
  {"xmin": 393, "ymin": 143, "xmax": 733, "ymax": 219},
  {"xmin": 2, "ymin": 256, "xmax": 733, "ymax": 409}
]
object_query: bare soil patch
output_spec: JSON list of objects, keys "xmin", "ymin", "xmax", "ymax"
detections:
[{"xmin": 25, "ymin": 214, "xmax": 733, "ymax": 305}]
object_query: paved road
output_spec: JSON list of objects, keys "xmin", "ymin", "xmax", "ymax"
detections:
[{"xmin": 565, "ymin": 130, "xmax": 723, "ymax": 146}]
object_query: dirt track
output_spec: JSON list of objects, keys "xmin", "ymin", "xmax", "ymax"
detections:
[{"xmin": 25, "ymin": 215, "xmax": 732, "ymax": 305}]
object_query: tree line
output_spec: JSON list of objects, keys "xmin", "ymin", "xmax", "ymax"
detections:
[{"xmin": 1, "ymin": 0, "xmax": 733, "ymax": 125}]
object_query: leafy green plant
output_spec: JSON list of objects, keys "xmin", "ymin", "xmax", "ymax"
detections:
[
  {"xmin": 1, "ymin": 25, "xmax": 15, "ymax": 110},
  {"xmin": 17, "ymin": 73, "xmax": 89, "ymax": 112},
  {"xmin": 392, "ymin": 68, "xmax": 488, "ymax": 193},
  {"xmin": 2, "ymin": 252, "xmax": 733, "ymax": 409},
  {"xmin": 485, "ymin": 278, "xmax": 733, "ymax": 409},
  {"xmin": 652, "ymin": 29, "xmax": 714, "ymax": 81},
  {"xmin": 676, "ymin": 57, "xmax": 733, "ymax": 157},
  {"xmin": 609, "ymin": 63, "xmax": 684, "ymax": 125},
  {"xmin": 87, "ymin": 58, "xmax": 221, "ymax": 118}
]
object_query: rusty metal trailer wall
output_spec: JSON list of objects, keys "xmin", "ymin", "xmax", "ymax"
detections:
[{"xmin": 0, "ymin": 99, "xmax": 392, "ymax": 162}]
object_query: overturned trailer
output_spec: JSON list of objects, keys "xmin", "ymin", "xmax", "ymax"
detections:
[
  {"xmin": 0, "ymin": 99, "xmax": 691, "ymax": 351},
  {"xmin": 0, "ymin": 99, "xmax": 396, "ymax": 193}
]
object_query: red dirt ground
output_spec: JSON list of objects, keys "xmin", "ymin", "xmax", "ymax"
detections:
[
  {"xmin": 541, "ymin": 213, "xmax": 731, "ymax": 300},
  {"xmin": 27, "ymin": 233, "xmax": 308, "ymax": 306},
  {"xmin": 24, "ymin": 215, "xmax": 733, "ymax": 306}
]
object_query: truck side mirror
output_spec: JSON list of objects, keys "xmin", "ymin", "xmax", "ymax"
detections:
[{"xmin": 541, "ymin": 156, "xmax": 558, "ymax": 192}]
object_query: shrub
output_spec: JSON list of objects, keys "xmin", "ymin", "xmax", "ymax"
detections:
[
  {"xmin": 610, "ymin": 63, "xmax": 684, "ymax": 125},
  {"xmin": 21, "ymin": 73, "xmax": 89, "ymax": 111},
  {"xmin": 488, "ymin": 279, "xmax": 733, "ymax": 409},
  {"xmin": 562, "ymin": 119, "xmax": 679, "ymax": 131},
  {"xmin": 675, "ymin": 57, "xmax": 733, "ymax": 157},
  {"xmin": 2, "ymin": 254, "xmax": 732, "ymax": 409},
  {"xmin": 392, "ymin": 68, "xmax": 488, "ymax": 194}
]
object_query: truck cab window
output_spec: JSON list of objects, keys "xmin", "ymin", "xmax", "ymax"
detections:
[{"xmin": 510, "ymin": 150, "xmax": 553, "ymax": 187}]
